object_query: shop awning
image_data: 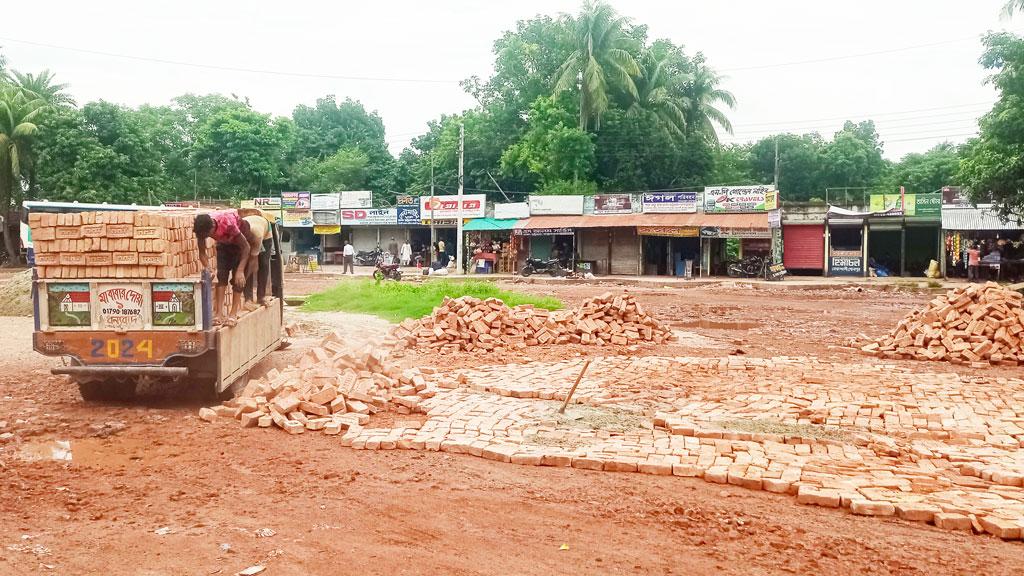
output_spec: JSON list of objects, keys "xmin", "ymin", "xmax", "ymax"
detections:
[
  {"xmin": 941, "ymin": 205, "xmax": 1024, "ymax": 231},
  {"xmin": 516, "ymin": 212, "xmax": 769, "ymax": 230},
  {"xmin": 463, "ymin": 217, "xmax": 520, "ymax": 231}
]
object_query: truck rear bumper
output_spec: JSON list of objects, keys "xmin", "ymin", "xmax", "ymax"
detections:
[{"xmin": 52, "ymin": 366, "xmax": 189, "ymax": 378}]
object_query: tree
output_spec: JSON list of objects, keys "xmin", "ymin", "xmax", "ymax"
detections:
[
  {"xmin": 291, "ymin": 147, "xmax": 370, "ymax": 193},
  {"xmin": 500, "ymin": 96, "xmax": 595, "ymax": 190},
  {"xmin": 0, "ymin": 86, "xmax": 44, "ymax": 261},
  {"xmin": 680, "ymin": 55, "xmax": 735, "ymax": 143},
  {"xmin": 192, "ymin": 107, "xmax": 292, "ymax": 197},
  {"xmin": 1003, "ymin": 0, "xmax": 1024, "ymax": 18},
  {"xmin": 750, "ymin": 134, "xmax": 826, "ymax": 201},
  {"xmin": 553, "ymin": 0, "xmax": 641, "ymax": 131},
  {"xmin": 627, "ymin": 45, "xmax": 688, "ymax": 137},
  {"xmin": 821, "ymin": 120, "xmax": 886, "ymax": 190},
  {"xmin": 707, "ymin": 143, "xmax": 755, "ymax": 186},
  {"xmin": 882, "ymin": 143, "xmax": 960, "ymax": 195},
  {"xmin": 8, "ymin": 70, "xmax": 75, "ymax": 107},
  {"xmin": 958, "ymin": 32, "xmax": 1024, "ymax": 218}
]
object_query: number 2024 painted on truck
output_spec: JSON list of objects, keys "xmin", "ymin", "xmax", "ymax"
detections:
[{"xmin": 89, "ymin": 339, "xmax": 154, "ymax": 360}]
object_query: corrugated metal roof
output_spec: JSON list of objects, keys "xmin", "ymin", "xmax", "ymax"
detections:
[
  {"xmin": 941, "ymin": 206, "xmax": 1024, "ymax": 231},
  {"xmin": 517, "ymin": 212, "xmax": 769, "ymax": 230}
]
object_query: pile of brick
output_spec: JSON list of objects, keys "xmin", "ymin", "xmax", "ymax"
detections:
[
  {"xmin": 199, "ymin": 332, "xmax": 433, "ymax": 434},
  {"xmin": 30, "ymin": 210, "xmax": 201, "ymax": 279},
  {"xmin": 392, "ymin": 291, "xmax": 674, "ymax": 353},
  {"xmin": 858, "ymin": 282, "xmax": 1023, "ymax": 366}
]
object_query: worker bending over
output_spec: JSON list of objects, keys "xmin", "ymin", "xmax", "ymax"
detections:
[
  {"xmin": 193, "ymin": 210, "xmax": 255, "ymax": 326},
  {"xmin": 241, "ymin": 211, "xmax": 274, "ymax": 309}
]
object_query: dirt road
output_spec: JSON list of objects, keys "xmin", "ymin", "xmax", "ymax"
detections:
[{"xmin": 2, "ymin": 281, "xmax": 1022, "ymax": 575}]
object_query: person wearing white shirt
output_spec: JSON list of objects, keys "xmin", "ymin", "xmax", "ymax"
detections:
[
  {"xmin": 399, "ymin": 241, "xmax": 413, "ymax": 266},
  {"xmin": 342, "ymin": 240, "xmax": 355, "ymax": 274}
]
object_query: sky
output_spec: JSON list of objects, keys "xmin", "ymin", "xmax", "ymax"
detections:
[{"xmin": 1, "ymin": 0, "xmax": 1018, "ymax": 160}]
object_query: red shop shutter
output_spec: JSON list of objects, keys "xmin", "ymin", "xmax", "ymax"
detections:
[{"xmin": 783, "ymin": 224, "xmax": 824, "ymax": 269}]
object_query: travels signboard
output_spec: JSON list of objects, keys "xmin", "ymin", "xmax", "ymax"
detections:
[
  {"xmin": 830, "ymin": 250, "xmax": 863, "ymax": 276},
  {"xmin": 868, "ymin": 193, "xmax": 941, "ymax": 217},
  {"xmin": 341, "ymin": 208, "xmax": 398, "ymax": 226},
  {"xmin": 592, "ymin": 194, "xmax": 633, "ymax": 214},
  {"xmin": 339, "ymin": 190, "xmax": 373, "ymax": 208},
  {"xmin": 494, "ymin": 202, "xmax": 530, "ymax": 219},
  {"xmin": 528, "ymin": 195, "xmax": 585, "ymax": 215},
  {"xmin": 703, "ymin": 185, "xmax": 777, "ymax": 213},
  {"xmin": 418, "ymin": 194, "xmax": 486, "ymax": 220},
  {"xmin": 641, "ymin": 192, "xmax": 698, "ymax": 213}
]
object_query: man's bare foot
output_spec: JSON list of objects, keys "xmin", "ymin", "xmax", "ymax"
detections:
[
  {"xmin": 212, "ymin": 316, "xmax": 226, "ymax": 326},
  {"xmin": 258, "ymin": 298, "xmax": 271, "ymax": 307},
  {"xmin": 222, "ymin": 316, "xmax": 238, "ymax": 327},
  {"xmin": 243, "ymin": 301, "xmax": 260, "ymax": 312}
]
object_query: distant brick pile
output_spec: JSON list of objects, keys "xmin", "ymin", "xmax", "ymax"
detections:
[
  {"xmin": 859, "ymin": 282, "xmax": 1023, "ymax": 366},
  {"xmin": 200, "ymin": 331, "xmax": 433, "ymax": 434},
  {"xmin": 391, "ymin": 292, "xmax": 675, "ymax": 353}
]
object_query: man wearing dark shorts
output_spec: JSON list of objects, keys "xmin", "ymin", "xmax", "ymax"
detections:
[{"xmin": 194, "ymin": 210, "xmax": 253, "ymax": 325}]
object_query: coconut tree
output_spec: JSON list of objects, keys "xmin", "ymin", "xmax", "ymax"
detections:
[
  {"xmin": 9, "ymin": 69, "xmax": 75, "ymax": 108},
  {"xmin": 680, "ymin": 58, "xmax": 736, "ymax": 144},
  {"xmin": 626, "ymin": 48, "xmax": 688, "ymax": 137},
  {"xmin": 1003, "ymin": 0, "xmax": 1024, "ymax": 18},
  {"xmin": 0, "ymin": 85, "xmax": 45, "ymax": 263},
  {"xmin": 553, "ymin": 0, "xmax": 640, "ymax": 131}
]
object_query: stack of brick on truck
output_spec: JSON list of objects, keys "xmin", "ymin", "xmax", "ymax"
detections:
[{"xmin": 25, "ymin": 201, "xmax": 284, "ymax": 401}]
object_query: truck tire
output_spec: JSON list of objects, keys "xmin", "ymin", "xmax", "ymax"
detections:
[{"xmin": 76, "ymin": 378, "xmax": 138, "ymax": 402}]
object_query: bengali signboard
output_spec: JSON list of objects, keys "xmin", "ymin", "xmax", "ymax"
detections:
[
  {"xmin": 395, "ymin": 194, "xmax": 417, "ymax": 206},
  {"xmin": 700, "ymin": 226, "xmax": 771, "ymax": 238},
  {"xmin": 637, "ymin": 226, "xmax": 698, "ymax": 237},
  {"xmin": 339, "ymin": 190, "xmax": 373, "ymax": 209},
  {"xmin": 494, "ymin": 202, "xmax": 530, "ymax": 219},
  {"xmin": 703, "ymin": 185, "xmax": 777, "ymax": 213},
  {"xmin": 830, "ymin": 250, "xmax": 863, "ymax": 276},
  {"xmin": 95, "ymin": 284, "xmax": 146, "ymax": 331},
  {"xmin": 341, "ymin": 208, "xmax": 398, "ymax": 226},
  {"xmin": 313, "ymin": 225, "xmax": 341, "ymax": 235},
  {"xmin": 46, "ymin": 283, "xmax": 91, "ymax": 327},
  {"xmin": 281, "ymin": 192, "xmax": 311, "ymax": 210},
  {"xmin": 418, "ymin": 194, "xmax": 486, "ymax": 220},
  {"xmin": 593, "ymin": 194, "xmax": 633, "ymax": 215},
  {"xmin": 768, "ymin": 209, "xmax": 782, "ymax": 228},
  {"xmin": 512, "ymin": 227, "xmax": 574, "ymax": 236},
  {"xmin": 868, "ymin": 193, "xmax": 941, "ymax": 217},
  {"xmin": 151, "ymin": 283, "xmax": 196, "ymax": 327},
  {"xmin": 528, "ymin": 195, "xmax": 585, "ymax": 215},
  {"xmin": 642, "ymin": 192, "xmax": 698, "ymax": 213},
  {"xmin": 767, "ymin": 262, "xmax": 788, "ymax": 281},
  {"xmin": 311, "ymin": 193, "xmax": 340, "ymax": 211},
  {"xmin": 397, "ymin": 206, "xmax": 421, "ymax": 225},
  {"xmin": 282, "ymin": 210, "xmax": 314, "ymax": 227}
]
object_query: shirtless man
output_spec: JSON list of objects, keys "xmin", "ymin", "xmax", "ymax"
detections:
[{"xmin": 193, "ymin": 210, "xmax": 254, "ymax": 325}]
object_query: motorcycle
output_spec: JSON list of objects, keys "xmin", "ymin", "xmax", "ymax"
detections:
[
  {"xmin": 726, "ymin": 255, "xmax": 769, "ymax": 279},
  {"xmin": 355, "ymin": 249, "xmax": 381, "ymax": 266},
  {"xmin": 520, "ymin": 257, "xmax": 570, "ymax": 277},
  {"xmin": 373, "ymin": 255, "xmax": 403, "ymax": 282}
]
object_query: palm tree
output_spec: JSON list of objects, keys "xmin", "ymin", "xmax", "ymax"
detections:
[
  {"xmin": 626, "ymin": 48, "xmax": 688, "ymax": 137},
  {"xmin": 9, "ymin": 69, "xmax": 75, "ymax": 108},
  {"xmin": 680, "ymin": 58, "xmax": 736, "ymax": 144},
  {"xmin": 1003, "ymin": 0, "xmax": 1024, "ymax": 18},
  {"xmin": 553, "ymin": 0, "xmax": 640, "ymax": 131},
  {"xmin": 0, "ymin": 85, "xmax": 45, "ymax": 263}
]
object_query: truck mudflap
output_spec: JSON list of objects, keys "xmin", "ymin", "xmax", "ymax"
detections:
[{"xmin": 51, "ymin": 366, "xmax": 189, "ymax": 379}]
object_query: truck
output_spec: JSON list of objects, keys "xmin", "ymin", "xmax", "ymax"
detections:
[{"xmin": 26, "ymin": 201, "xmax": 285, "ymax": 401}]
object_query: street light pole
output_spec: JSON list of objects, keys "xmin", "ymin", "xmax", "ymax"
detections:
[{"xmin": 456, "ymin": 122, "xmax": 465, "ymax": 275}]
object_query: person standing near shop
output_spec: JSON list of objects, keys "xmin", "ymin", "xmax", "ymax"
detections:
[
  {"xmin": 399, "ymin": 239, "xmax": 412, "ymax": 266},
  {"xmin": 967, "ymin": 243, "xmax": 981, "ymax": 282},
  {"xmin": 342, "ymin": 240, "xmax": 355, "ymax": 274},
  {"xmin": 388, "ymin": 236, "xmax": 399, "ymax": 265}
]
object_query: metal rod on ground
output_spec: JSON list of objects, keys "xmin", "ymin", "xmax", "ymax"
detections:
[{"xmin": 558, "ymin": 359, "xmax": 591, "ymax": 414}]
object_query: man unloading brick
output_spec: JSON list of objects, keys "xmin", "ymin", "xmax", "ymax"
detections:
[
  {"xmin": 241, "ymin": 211, "xmax": 275, "ymax": 310},
  {"xmin": 193, "ymin": 210, "xmax": 255, "ymax": 326}
]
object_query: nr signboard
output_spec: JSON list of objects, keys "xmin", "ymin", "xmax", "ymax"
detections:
[
  {"xmin": 641, "ymin": 192, "xmax": 697, "ymax": 213},
  {"xmin": 418, "ymin": 194, "xmax": 486, "ymax": 220},
  {"xmin": 592, "ymin": 194, "xmax": 633, "ymax": 214},
  {"xmin": 703, "ymin": 185, "xmax": 776, "ymax": 213}
]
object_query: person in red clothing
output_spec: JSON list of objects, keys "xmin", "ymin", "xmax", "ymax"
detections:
[
  {"xmin": 194, "ymin": 210, "xmax": 253, "ymax": 325},
  {"xmin": 967, "ymin": 243, "xmax": 981, "ymax": 282}
]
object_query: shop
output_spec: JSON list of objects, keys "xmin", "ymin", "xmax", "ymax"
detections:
[
  {"xmin": 825, "ymin": 207, "xmax": 867, "ymax": 277},
  {"xmin": 639, "ymin": 227, "xmax": 700, "ymax": 277},
  {"xmin": 941, "ymin": 205, "xmax": 1024, "ymax": 281},
  {"xmin": 699, "ymin": 225, "xmax": 773, "ymax": 276},
  {"xmin": 463, "ymin": 218, "xmax": 521, "ymax": 273},
  {"xmin": 511, "ymin": 224, "xmax": 575, "ymax": 272},
  {"xmin": 863, "ymin": 192, "xmax": 942, "ymax": 277}
]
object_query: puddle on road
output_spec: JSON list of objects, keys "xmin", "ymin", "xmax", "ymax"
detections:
[
  {"xmin": 17, "ymin": 437, "xmax": 157, "ymax": 467},
  {"xmin": 675, "ymin": 319, "xmax": 759, "ymax": 330}
]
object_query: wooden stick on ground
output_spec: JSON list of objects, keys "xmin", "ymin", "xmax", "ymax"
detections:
[{"xmin": 558, "ymin": 359, "xmax": 591, "ymax": 414}]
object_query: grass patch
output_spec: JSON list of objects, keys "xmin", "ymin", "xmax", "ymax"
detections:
[
  {"xmin": 713, "ymin": 418, "xmax": 848, "ymax": 442},
  {"xmin": 302, "ymin": 278, "xmax": 562, "ymax": 322}
]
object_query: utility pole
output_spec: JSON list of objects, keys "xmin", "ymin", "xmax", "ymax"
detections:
[
  {"xmin": 429, "ymin": 154, "xmax": 435, "ymax": 267},
  {"xmin": 456, "ymin": 122, "xmax": 465, "ymax": 274},
  {"xmin": 773, "ymin": 136, "xmax": 780, "ymax": 189}
]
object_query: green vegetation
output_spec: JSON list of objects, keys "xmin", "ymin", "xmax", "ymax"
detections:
[{"xmin": 302, "ymin": 279, "xmax": 562, "ymax": 322}]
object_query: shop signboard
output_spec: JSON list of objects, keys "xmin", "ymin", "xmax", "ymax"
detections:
[
  {"xmin": 311, "ymin": 193, "xmax": 340, "ymax": 211},
  {"xmin": 339, "ymin": 190, "xmax": 373, "ymax": 209},
  {"xmin": 418, "ymin": 194, "xmax": 486, "ymax": 220},
  {"xmin": 868, "ymin": 193, "xmax": 941, "ymax": 217},
  {"xmin": 281, "ymin": 192, "xmax": 311, "ymax": 210},
  {"xmin": 700, "ymin": 226, "xmax": 771, "ymax": 238},
  {"xmin": 46, "ymin": 283, "xmax": 91, "ymax": 327},
  {"xmin": 240, "ymin": 197, "xmax": 282, "ymax": 210},
  {"xmin": 95, "ymin": 284, "xmax": 146, "ymax": 331},
  {"xmin": 397, "ymin": 206, "xmax": 421, "ymax": 225},
  {"xmin": 768, "ymin": 209, "xmax": 782, "ymax": 228},
  {"xmin": 915, "ymin": 193, "xmax": 941, "ymax": 217},
  {"xmin": 313, "ymin": 225, "xmax": 341, "ymax": 235},
  {"xmin": 637, "ymin": 226, "xmax": 698, "ymax": 237},
  {"xmin": 593, "ymin": 194, "xmax": 633, "ymax": 214},
  {"xmin": 152, "ymin": 283, "xmax": 196, "ymax": 327},
  {"xmin": 767, "ymin": 263, "xmax": 788, "ymax": 280},
  {"xmin": 830, "ymin": 250, "xmax": 863, "ymax": 276},
  {"xmin": 703, "ymin": 185, "xmax": 776, "ymax": 213},
  {"xmin": 282, "ymin": 210, "xmax": 313, "ymax": 227},
  {"xmin": 528, "ymin": 195, "xmax": 585, "ymax": 215},
  {"xmin": 700, "ymin": 226, "xmax": 720, "ymax": 238},
  {"xmin": 163, "ymin": 201, "xmax": 200, "ymax": 208},
  {"xmin": 494, "ymin": 202, "xmax": 530, "ymax": 219},
  {"xmin": 942, "ymin": 186, "xmax": 970, "ymax": 206},
  {"xmin": 641, "ymin": 192, "xmax": 698, "ymax": 213},
  {"xmin": 396, "ymin": 194, "xmax": 417, "ymax": 206},
  {"xmin": 341, "ymin": 208, "xmax": 398, "ymax": 226},
  {"xmin": 512, "ymin": 227, "xmax": 574, "ymax": 236}
]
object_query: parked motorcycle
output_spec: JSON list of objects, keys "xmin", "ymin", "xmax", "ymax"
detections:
[
  {"xmin": 520, "ymin": 257, "xmax": 570, "ymax": 277},
  {"xmin": 355, "ymin": 249, "xmax": 381, "ymax": 266},
  {"xmin": 373, "ymin": 255, "xmax": 403, "ymax": 282},
  {"xmin": 726, "ymin": 255, "xmax": 769, "ymax": 279}
]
